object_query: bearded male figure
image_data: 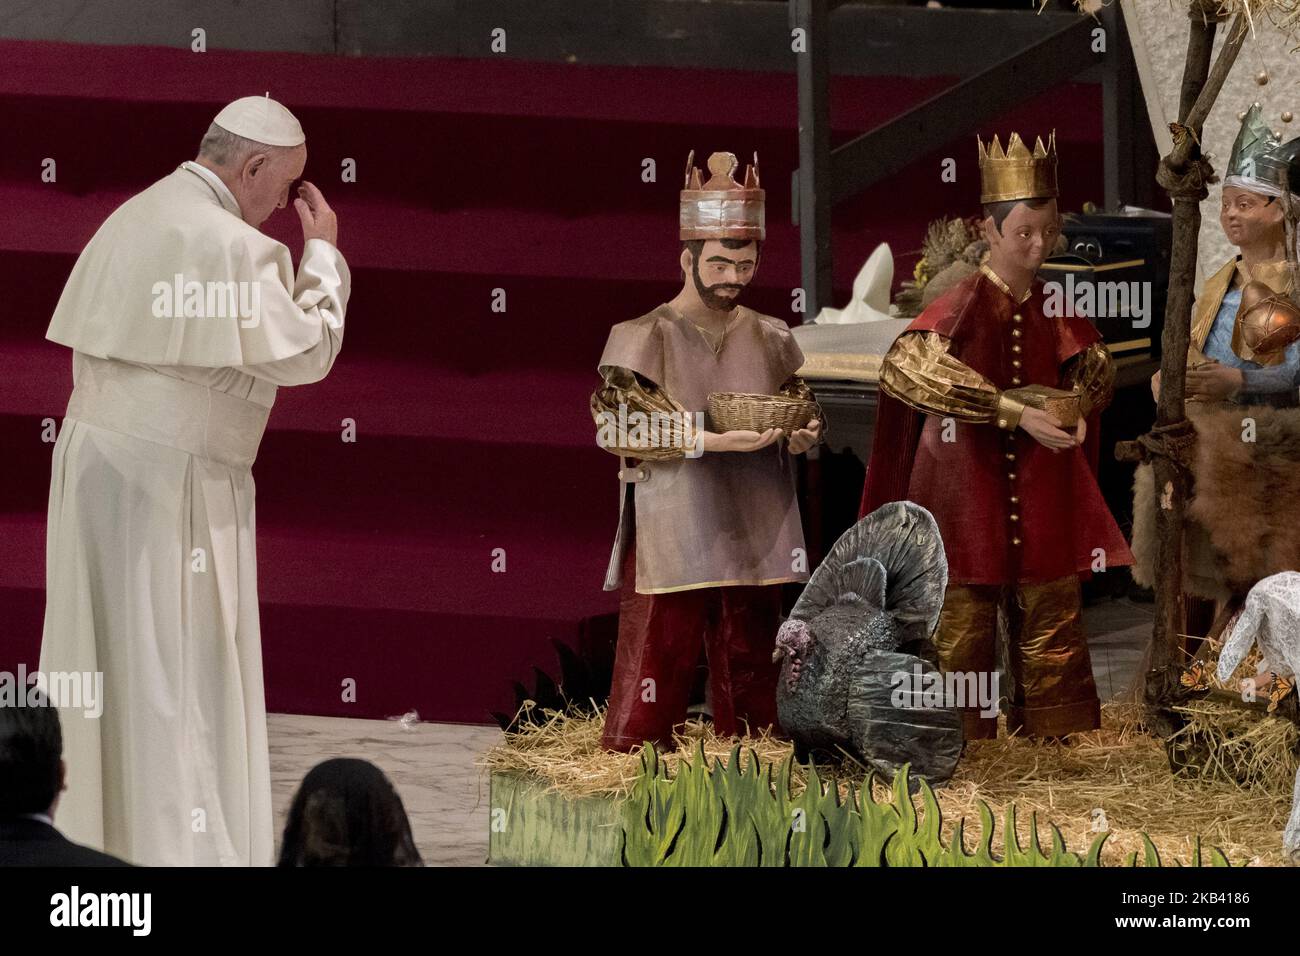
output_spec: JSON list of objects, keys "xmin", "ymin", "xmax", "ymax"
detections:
[{"xmin": 591, "ymin": 151, "xmax": 822, "ymax": 752}]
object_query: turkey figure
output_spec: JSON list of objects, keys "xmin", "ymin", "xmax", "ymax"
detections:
[{"xmin": 773, "ymin": 501, "xmax": 962, "ymax": 783}]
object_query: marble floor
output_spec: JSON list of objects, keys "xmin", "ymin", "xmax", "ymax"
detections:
[
  {"xmin": 268, "ymin": 595, "xmax": 1155, "ymax": 866},
  {"xmin": 268, "ymin": 713, "xmax": 502, "ymax": 866},
  {"xmin": 1083, "ymin": 595, "xmax": 1155, "ymax": 703}
]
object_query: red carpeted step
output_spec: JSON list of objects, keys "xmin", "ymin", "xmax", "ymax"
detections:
[
  {"xmin": 0, "ymin": 513, "xmax": 615, "ymax": 621},
  {"xmin": 0, "ymin": 340, "xmax": 622, "ymax": 534},
  {"xmin": 0, "ymin": 512, "xmax": 618, "ymax": 722},
  {"xmin": 0, "ymin": 182, "xmax": 805, "ymax": 284},
  {"xmin": 3, "ymin": 436, "xmax": 622, "ymax": 555},
  {"xmin": 0, "ymin": 38, "xmax": 955, "ymax": 128},
  {"xmin": 0, "ymin": 80, "xmax": 1103, "ymax": 218},
  {"xmin": 0, "ymin": 251, "xmax": 688, "ymax": 372},
  {"xmin": 0, "ymin": 339, "xmax": 601, "ymax": 444}
]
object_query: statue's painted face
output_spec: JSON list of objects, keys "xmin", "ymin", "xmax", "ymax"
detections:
[
  {"xmin": 1221, "ymin": 186, "xmax": 1284, "ymax": 249},
  {"xmin": 984, "ymin": 198, "xmax": 1061, "ymax": 274},
  {"xmin": 688, "ymin": 239, "xmax": 758, "ymax": 311}
]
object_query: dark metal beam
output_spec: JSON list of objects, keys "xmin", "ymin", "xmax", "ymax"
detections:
[
  {"xmin": 815, "ymin": 13, "xmax": 1101, "ymax": 206},
  {"xmin": 347, "ymin": 2, "xmax": 1084, "ymax": 78},
  {"xmin": 1101, "ymin": 0, "xmax": 1160, "ymax": 210},
  {"xmin": 0, "ymin": 0, "xmax": 1087, "ymax": 79},
  {"xmin": 792, "ymin": 0, "xmax": 834, "ymax": 321}
]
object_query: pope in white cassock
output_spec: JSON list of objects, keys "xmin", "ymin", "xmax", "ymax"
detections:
[{"xmin": 39, "ymin": 96, "xmax": 349, "ymax": 866}]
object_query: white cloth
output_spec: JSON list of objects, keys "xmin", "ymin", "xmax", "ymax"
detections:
[
  {"xmin": 39, "ymin": 163, "xmax": 349, "ymax": 866},
  {"xmin": 1217, "ymin": 570, "xmax": 1300, "ymax": 859},
  {"xmin": 181, "ymin": 160, "xmax": 241, "ymax": 213},
  {"xmin": 812, "ymin": 243, "xmax": 895, "ymax": 324}
]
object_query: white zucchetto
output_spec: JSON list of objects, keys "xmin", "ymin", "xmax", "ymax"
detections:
[{"xmin": 212, "ymin": 95, "xmax": 305, "ymax": 147}]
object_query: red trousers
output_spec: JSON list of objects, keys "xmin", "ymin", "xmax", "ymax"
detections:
[{"xmin": 601, "ymin": 534, "xmax": 784, "ymax": 752}]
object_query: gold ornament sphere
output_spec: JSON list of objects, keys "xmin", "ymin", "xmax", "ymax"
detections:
[
  {"xmin": 1239, "ymin": 111, "xmax": 1247, "ymax": 121},
  {"xmin": 1256, "ymin": 70, "xmax": 1270, "ymax": 86},
  {"xmin": 1284, "ymin": 111, "xmax": 1295, "ymax": 123}
]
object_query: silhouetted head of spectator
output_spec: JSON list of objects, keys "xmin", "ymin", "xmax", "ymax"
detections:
[
  {"xmin": 277, "ymin": 758, "xmax": 422, "ymax": 867},
  {"xmin": 0, "ymin": 689, "xmax": 65, "ymax": 819}
]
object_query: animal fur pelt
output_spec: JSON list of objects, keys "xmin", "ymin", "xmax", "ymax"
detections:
[
  {"xmin": 1130, "ymin": 461, "xmax": 1227, "ymax": 602},
  {"xmin": 1131, "ymin": 404, "xmax": 1300, "ymax": 599}
]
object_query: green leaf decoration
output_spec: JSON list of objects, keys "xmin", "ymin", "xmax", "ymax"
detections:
[
  {"xmin": 786, "ymin": 761, "xmax": 829, "ymax": 867},
  {"xmin": 1141, "ymin": 834, "xmax": 1161, "ymax": 868},
  {"xmin": 853, "ymin": 772, "xmax": 897, "ymax": 867},
  {"xmin": 750, "ymin": 756, "xmax": 787, "ymax": 867},
  {"xmin": 913, "ymin": 777, "xmax": 948, "ymax": 864},
  {"xmin": 1003, "ymin": 806, "xmax": 1055, "ymax": 867},
  {"xmin": 664, "ymin": 742, "xmax": 724, "ymax": 866},
  {"xmin": 819, "ymin": 775, "xmax": 855, "ymax": 867},
  {"xmin": 938, "ymin": 800, "xmax": 999, "ymax": 867},
  {"xmin": 841, "ymin": 780, "xmax": 863, "ymax": 865},
  {"xmin": 709, "ymin": 745, "xmax": 761, "ymax": 867},
  {"xmin": 1002, "ymin": 804, "xmax": 1027, "ymax": 866},
  {"xmin": 974, "ymin": 801, "xmax": 1000, "ymax": 866},
  {"xmin": 622, "ymin": 743, "xmax": 684, "ymax": 867},
  {"xmin": 1084, "ymin": 831, "xmax": 1109, "ymax": 867},
  {"xmin": 613, "ymin": 744, "xmax": 1234, "ymax": 867},
  {"xmin": 1048, "ymin": 825, "xmax": 1081, "ymax": 867},
  {"xmin": 935, "ymin": 816, "xmax": 979, "ymax": 867},
  {"xmin": 883, "ymin": 766, "xmax": 926, "ymax": 867}
]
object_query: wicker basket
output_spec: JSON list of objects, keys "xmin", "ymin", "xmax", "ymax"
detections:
[{"xmin": 707, "ymin": 391, "xmax": 819, "ymax": 434}]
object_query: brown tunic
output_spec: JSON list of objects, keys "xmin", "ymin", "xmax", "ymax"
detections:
[{"xmin": 596, "ymin": 304, "xmax": 808, "ymax": 594}]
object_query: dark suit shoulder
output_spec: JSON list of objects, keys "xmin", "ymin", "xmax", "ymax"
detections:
[{"xmin": 0, "ymin": 819, "xmax": 132, "ymax": 867}]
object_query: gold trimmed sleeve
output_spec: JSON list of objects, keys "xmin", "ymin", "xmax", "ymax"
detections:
[
  {"xmin": 879, "ymin": 331, "xmax": 1015, "ymax": 428},
  {"xmin": 995, "ymin": 391, "xmax": 1027, "ymax": 431},
  {"xmin": 591, "ymin": 365, "xmax": 692, "ymax": 460},
  {"xmin": 1062, "ymin": 342, "xmax": 1115, "ymax": 417}
]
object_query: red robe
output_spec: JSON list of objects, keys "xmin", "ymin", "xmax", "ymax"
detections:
[{"xmin": 859, "ymin": 271, "xmax": 1133, "ymax": 586}]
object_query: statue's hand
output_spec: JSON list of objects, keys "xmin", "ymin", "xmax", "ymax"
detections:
[
  {"xmin": 703, "ymin": 428, "xmax": 782, "ymax": 453},
  {"xmin": 1186, "ymin": 362, "xmax": 1243, "ymax": 401}
]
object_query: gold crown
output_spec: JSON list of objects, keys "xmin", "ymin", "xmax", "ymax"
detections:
[
  {"xmin": 977, "ymin": 131, "xmax": 1058, "ymax": 204},
  {"xmin": 679, "ymin": 150, "xmax": 765, "ymax": 241}
]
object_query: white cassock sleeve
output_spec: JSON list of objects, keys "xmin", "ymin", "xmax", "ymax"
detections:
[
  {"xmin": 47, "ymin": 168, "xmax": 353, "ymax": 371},
  {"xmin": 237, "ymin": 237, "xmax": 349, "ymax": 386}
]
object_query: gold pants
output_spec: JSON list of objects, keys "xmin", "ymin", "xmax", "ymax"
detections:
[{"xmin": 932, "ymin": 575, "xmax": 1101, "ymax": 740}]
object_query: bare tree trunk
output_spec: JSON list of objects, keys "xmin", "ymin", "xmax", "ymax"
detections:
[{"xmin": 1146, "ymin": 9, "xmax": 1247, "ymax": 723}]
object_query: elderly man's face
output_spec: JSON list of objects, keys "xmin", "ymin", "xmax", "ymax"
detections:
[
  {"xmin": 237, "ymin": 144, "xmax": 307, "ymax": 229},
  {"xmin": 1221, "ymin": 185, "xmax": 1284, "ymax": 249}
]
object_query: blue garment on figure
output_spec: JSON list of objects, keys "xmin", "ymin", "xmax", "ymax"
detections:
[
  {"xmin": 1204, "ymin": 287, "xmax": 1300, "ymax": 399},
  {"xmin": 1203, "ymin": 288, "xmax": 1250, "ymax": 369}
]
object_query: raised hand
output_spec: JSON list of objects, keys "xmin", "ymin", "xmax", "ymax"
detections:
[{"xmin": 294, "ymin": 181, "xmax": 338, "ymax": 247}]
